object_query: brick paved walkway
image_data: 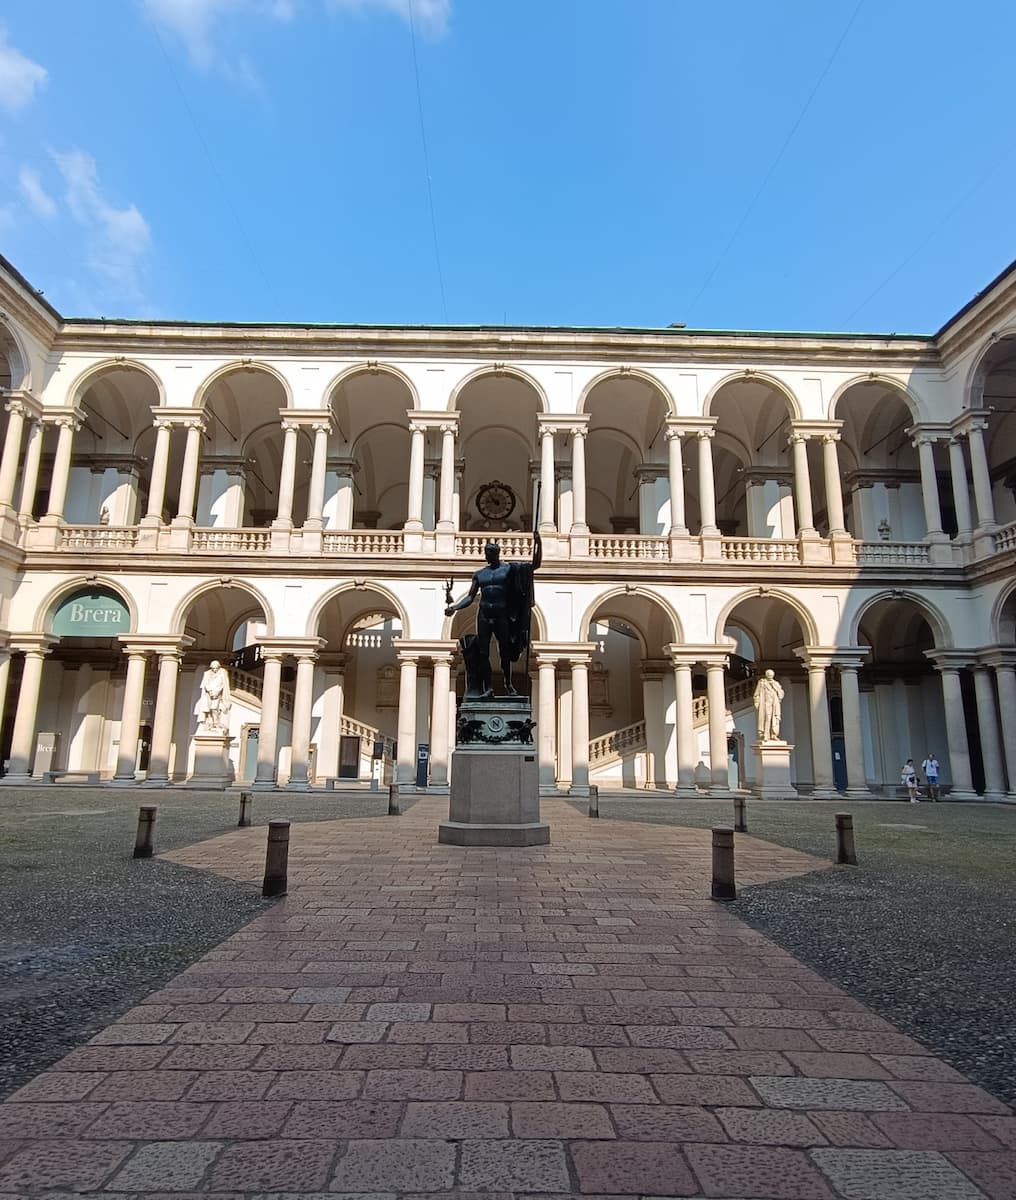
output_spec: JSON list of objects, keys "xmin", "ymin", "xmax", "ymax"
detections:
[{"xmin": 0, "ymin": 796, "xmax": 1012, "ymax": 1198}]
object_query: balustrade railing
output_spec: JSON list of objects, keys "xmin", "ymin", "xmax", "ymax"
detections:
[
  {"xmin": 856, "ymin": 540, "xmax": 931, "ymax": 565},
  {"xmin": 720, "ymin": 537, "xmax": 800, "ymax": 563},
  {"xmin": 588, "ymin": 534, "xmax": 669, "ymax": 560},
  {"xmin": 992, "ymin": 521, "xmax": 1016, "ymax": 555},
  {"xmin": 192, "ymin": 528, "xmax": 272, "ymax": 552},
  {"xmin": 589, "ymin": 719, "xmax": 646, "ymax": 764},
  {"xmin": 454, "ymin": 533, "xmax": 532, "ymax": 558},
  {"xmin": 60, "ymin": 525, "xmax": 139, "ymax": 550},
  {"xmin": 323, "ymin": 530, "xmax": 405, "ymax": 554}
]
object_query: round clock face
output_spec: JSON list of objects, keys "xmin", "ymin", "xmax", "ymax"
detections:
[{"xmin": 476, "ymin": 481, "xmax": 516, "ymax": 521}]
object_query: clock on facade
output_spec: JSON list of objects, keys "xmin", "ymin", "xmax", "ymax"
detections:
[{"xmin": 476, "ymin": 481, "xmax": 516, "ymax": 521}]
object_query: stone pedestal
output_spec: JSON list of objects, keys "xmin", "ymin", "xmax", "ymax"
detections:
[
  {"xmin": 188, "ymin": 732, "xmax": 235, "ymax": 789},
  {"xmin": 439, "ymin": 697, "xmax": 549, "ymax": 846},
  {"xmin": 752, "ymin": 740, "xmax": 797, "ymax": 799}
]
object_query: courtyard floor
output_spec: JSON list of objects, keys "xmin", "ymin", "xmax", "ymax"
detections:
[{"xmin": 0, "ymin": 791, "xmax": 1014, "ymax": 1197}]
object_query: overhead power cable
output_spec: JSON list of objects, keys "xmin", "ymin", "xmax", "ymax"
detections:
[
  {"xmin": 684, "ymin": 0, "xmax": 866, "ymax": 322},
  {"xmin": 407, "ymin": 0, "xmax": 449, "ymax": 322},
  {"xmin": 140, "ymin": 1, "xmax": 275, "ymax": 305}
]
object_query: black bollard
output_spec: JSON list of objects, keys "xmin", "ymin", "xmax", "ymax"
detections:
[
  {"xmin": 835, "ymin": 812, "xmax": 858, "ymax": 865},
  {"xmin": 711, "ymin": 826, "xmax": 736, "ymax": 901},
  {"xmin": 133, "ymin": 805, "xmax": 157, "ymax": 859},
  {"xmin": 733, "ymin": 796, "xmax": 747, "ymax": 833},
  {"xmin": 262, "ymin": 820, "xmax": 291, "ymax": 897},
  {"xmin": 388, "ymin": 783, "xmax": 400, "ymax": 816},
  {"xmin": 238, "ymin": 792, "xmax": 252, "ymax": 828},
  {"xmin": 588, "ymin": 784, "xmax": 599, "ymax": 818}
]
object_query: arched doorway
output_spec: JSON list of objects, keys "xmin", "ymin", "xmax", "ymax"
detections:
[{"xmin": 972, "ymin": 337, "xmax": 1016, "ymax": 530}]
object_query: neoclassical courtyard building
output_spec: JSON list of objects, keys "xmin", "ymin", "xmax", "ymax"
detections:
[{"xmin": 1, "ymin": 252, "xmax": 1015, "ymax": 800}]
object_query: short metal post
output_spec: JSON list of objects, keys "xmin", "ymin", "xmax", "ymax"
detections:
[
  {"xmin": 388, "ymin": 783, "xmax": 400, "ymax": 816},
  {"xmin": 238, "ymin": 792, "xmax": 252, "ymax": 828},
  {"xmin": 835, "ymin": 812, "xmax": 857, "ymax": 865},
  {"xmin": 588, "ymin": 784, "xmax": 599, "ymax": 818},
  {"xmin": 133, "ymin": 805, "xmax": 157, "ymax": 859},
  {"xmin": 262, "ymin": 819, "xmax": 291, "ymax": 897},
  {"xmin": 711, "ymin": 826, "xmax": 736, "ymax": 901},
  {"xmin": 733, "ymin": 796, "xmax": 746, "ymax": 833}
]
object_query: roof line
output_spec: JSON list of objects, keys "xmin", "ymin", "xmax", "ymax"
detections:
[{"xmin": 934, "ymin": 256, "xmax": 1016, "ymax": 338}]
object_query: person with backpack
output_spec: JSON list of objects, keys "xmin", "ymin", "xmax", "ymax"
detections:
[
  {"xmin": 901, "ymin": 759, "xmax": 920, "ymax": 803},
  {"xmin": 922, "ymin": 753, "xmax": 940, "ymax": 801}
]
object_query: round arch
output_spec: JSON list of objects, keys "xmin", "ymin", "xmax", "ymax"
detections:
[
  {"xmin": 713, "ymin": 588, "xmax": 820, "ymax": 647},
  {"xmin": 194, "ymin": 361, "xmax": 293, "ymax": 409},
  {"xmin": 450, "ymin": 365, "xmax": 548, "ymax": 413},
  {"xmin": 34, "ymin": 576, "xmax": 139, "ymax": 635},
  {"xmin": 964, "ymin": 325, "xmax": 1016, "ymax": 410},
  {"xmin": 578, "ymin": 586, "xmax": 684, "ymax": 645},
  {"xmin": 325, "ymin": 362, "xmax": 420, "ymax": 411},
  {"xmin": 829, "ymin": 374, "xmax": 921, "ymax": 423},
  {"xmin": 66, "ymin": 358, "xmax": 167, "ymax": 409},
  {"xmin": 847, "ymin": 589, "xmax": 952, "ymax": 649},
  {"xmin": 703, "ymin": 371, "xmax": 802, "ymax": 421},
  {"xmin": 0, "ymin": 319, "xmax": 32, "ymax": 390},
  {"xmin": 989, "ymin": 579, "xmax": 1016, "ymax": 645},
  {"xmin": 172, "ymin": 580, "xmax": 276, "ymax": 638},
  {"xmin": 578, "ymin": 368, "xmax": 675, "ymax": 417},
  {"xmin": 307, "ymin": 581, "xmax": 410, "ymax": 640}
]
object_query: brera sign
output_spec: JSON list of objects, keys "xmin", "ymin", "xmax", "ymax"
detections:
[{"xmin": 52, "ymin": 590, "xmax": 130, "ymax": 638}]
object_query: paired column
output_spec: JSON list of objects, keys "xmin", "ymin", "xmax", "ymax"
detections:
[
  {"xmin": 671, "ymin": 658, "xmax": 696, "ymax": 791},
  {"xmin": 697, "ymin": 429, "xmax": 718, "ymax": 534},
  {"xmin": 665, "ymin": 426, "xmax": 687, "ymax": 534},
  {"xmin": 537, "ymin": 657, "xmax": 557, "ymax": 790},
  {"xmin": 0, "ymin": 397, "xmax": 29, "ymax": 510},
  {"xmin": 112, "ymin": 647, "xmax": 150, "ymax": 782},
  {"xmin": 972, "ymin": 667, "xmax": 1006, "ymax": 798},
  {"xmin": 254, "ymin": 649, "xmax": 286, "ymax": 787},
  {"xmin": 0, "ymin": 647, "xmax": 10, "ymax": 745},
  {"xmin": 571, "ymin": 428, "xmax": 588, "ymax": 533},
  {"xmin": 927, "ymin": 657, "xmax": 975, "ymax": 798},
  {"xmin": 569, "ymin": 653, "xmax": 591, "ymax": 794},
  {"xmin": 437, "ymin": 421, "xmax": 457, "ymax": 531},
  {"xmin": 913, "ymin": 432, "xmax": 945, "ymax": 539},
  {"xmin": 17, "ymin": 416, "xmax": 44, "ymax": 521},
  {"xmin": 822, "ymin": 433, "xmax": 847, "ymax": 535},
  {"xmin": 947, "ymin": 437, "xmax": 974, "ymax": 536},
  {"xmin": 705, "ymin": 661, "xmax": 728, "ymax": 789},
  {"xmin": 429, "ymin": 654, "xmax": 452, "ymax": 785},
  {"xmin": 964, "ymin": 416, "xmax": 996, "ymax": 529},
  {"xmin": 288, "ymin": 644, "xmax": 322, "ymax": 789},
  {"xmin": 304, "ymin": 420, "xmax": 332, "ymax": 529},
  {"xmin": 837, "ymin": 661, "xmax": 869, "ymax": 794},
  {"xmin": 395, "ymin": 652, "xmax": 419, "ymax": 784},
  {"xmin": 44, "ymin": 415, "xmax": 82, "ymax": 522},
  {"xmin": 175, "ymin": 418, "xmax": 205, "ymax": 524},
  {"xmin": 274, "ymin": 419, "xmax": 300, "ymax": 527},
  {"xmin": 4, "ymin": 638, "xmax": 56, "ymax": 781},
  {"xmin": 538, "ymin": 426, "xmax": 556, "ymax": 531},
  {"xmin": 789, "ymin": 430, "xmax": 816, "ymax": 535},
  {"xmin": 985, "ymin": 654, "xmax": 1016, "ymax": 794},
  {"xmin": 405, "ymin": 421, "xmax": 426, "ymax": 531},
  {"xmin": 147, "ymin": 641, "xmax": 191, "ymax": 783},
  {"xmin": 796, "ymin": 650, "xmax": 836, "ymax": 795},
  {"xmin": 145, "ymin": 421, "xmax": 173, "ymax": 522}
]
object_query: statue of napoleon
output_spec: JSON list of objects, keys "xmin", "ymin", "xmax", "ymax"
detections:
[{"xmin": 445, "ymin": 531, "xmax": 542, "ymax": 698}]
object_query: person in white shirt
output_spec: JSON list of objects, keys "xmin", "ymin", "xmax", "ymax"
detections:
[
  {"xmin": 921, "ymin": 753, "xmax": 940, "ymax": 801},
  {"xmin": 901, "ymin": 759, "xmax": 919, "ymax": 803}
]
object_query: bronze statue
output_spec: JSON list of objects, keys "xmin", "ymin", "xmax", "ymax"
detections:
[{"xmin": 445, "ymin": 533, "xmax": 542, "ymax": 698}]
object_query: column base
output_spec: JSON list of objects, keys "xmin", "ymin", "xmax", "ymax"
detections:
[
  {"xmin": 0, "ymin": 773, "xmax": 33, "ymax": 786},
  {"xmin": 981, "ymin": 790, "xmax": 1010, "ymax": 803},
  {"xmin": 286, "ymin": 779, "xmax": 311, "ymax": 791},
  {"xmin": 109, "ymin": 775, "xmax": 141, "ymax": 787},
  {"xmin": 809, "ymin": 787, "xmax": 842, "ymax": 801},
  {"xmin": 944, "ymin": 789, "xmax": 980, "ymax": 802},
  {"xmin": 252, "ymin": 778, "xmax": 280, "ymax": 790},
  {"xmin": 841, "ymin": 787, "xmax": 873, "ymax": 799},
  {"xmin": 673, "ymin": 787, "xmax": 700, "ymax": 798}
]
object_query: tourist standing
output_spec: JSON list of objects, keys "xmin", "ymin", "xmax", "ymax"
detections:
[
  {"xmin": 922, "ymin": 753, "xmax": 940, "ymax": 801},
  {"xmin": 901, "ymin": 759, "xmax": 920, "ymax": 803}
]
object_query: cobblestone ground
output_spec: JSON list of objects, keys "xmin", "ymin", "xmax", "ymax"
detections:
[
  {"xmin": 0, "ymin": 785, "xmax": 412, "ymax": 1099},
  {"xmin": 579, "ymin": 794, "xmax": 1016, "ymax": 1109},
  {"xmin": 1, "ymin": 792, "xmax": 1013, "ymax": 1198}
]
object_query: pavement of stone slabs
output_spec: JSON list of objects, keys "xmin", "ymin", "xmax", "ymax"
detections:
[{"xmin": 0, "ymin": 795, "xmax": 1012, "ymax": 1199}]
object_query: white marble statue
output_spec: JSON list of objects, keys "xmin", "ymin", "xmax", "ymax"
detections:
[
  {"xmin": 753, "ymin": 668, "xmax": 785, "ymax": 742},
  {"xmin": 195, "ymin": 660, "xmax": 232, "ymax": 733}
]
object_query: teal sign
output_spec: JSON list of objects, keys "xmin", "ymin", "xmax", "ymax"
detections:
[{"xmin": 52, "ymin": 589, "xmax": 130, "ymax": 637}]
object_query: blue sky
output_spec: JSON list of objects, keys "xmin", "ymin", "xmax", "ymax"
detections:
[{"xmin": 1, "ymin": 1, "xmax": 1013, "ymax": 332}]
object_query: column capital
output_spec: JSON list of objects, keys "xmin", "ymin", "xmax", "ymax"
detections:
[
  {"xmin": 4, "ymin": 392, "xmax": 43, "ymax": 421},
  {"xmin": 414, "ymin": 410, "xmax": 459, "ymax": 428},
  {"xmin": 531, "ymin": 641, "xmax": 597, "ymax": 666},
  {"xmin": 43, "ymin": 409, "xmax": 84, "ymax": 432},
  {"xmin": 924, "ymin": 648, "xmax": 977, "ymax": 672},
  {"xmin": 393, "ymin": 638, "xmax": 457, "ymax": 661},
  {"xmin": 10, "ymin": 634, "xmax": 58, "ymax": 656},
  {"xmin": 280, "ymin": 418, "xmax": 301, "ymax": 435},
  {"xmin": 538, "ymin": 414, "xmax": 590, "ymax": 436},
  {"xmin": 666, "ymin": 416, "xmax": 717, "ymax": 438},
  {"xmin": 794, "ymin": 645, "xmax": 869, "ymax": 670},
  {"xmin": 908, "ymin": 424, "xmax": 949, "ymax": 448},
  {"xmin": 663, "ymin": 642, "xmax": 731, "ymax": 667},
  {"xmin": 952, "ymin": 411, "xmax": 990, "ymax": 437},
  {"xmin": 791, "ymin": 419, "xmax": 842, "ymax": 439}
]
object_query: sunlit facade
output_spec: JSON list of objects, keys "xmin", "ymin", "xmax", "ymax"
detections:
[{"xmin": 1, "ymin": 253, "xmax": 1015, "ymax": 799}]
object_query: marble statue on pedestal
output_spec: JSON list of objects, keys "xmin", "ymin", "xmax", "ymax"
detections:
[{"xmin": 753, "ymin": 668, "xmax": 784, "ymax": 742}]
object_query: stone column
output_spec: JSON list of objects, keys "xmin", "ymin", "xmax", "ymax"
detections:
[
  {"xmin": 966, "ymin": 417, "xmax": 996, "ymax": 529},
  {"xmin": 275, "ymin": 420, "xmax": 299, "ymax": 527},
  {"xmin": 396, "ymin": 653, "xmax": 419, "ymax": 784},
  {"xmin": 537, "ymin": 658, "xmax": 557, "ymax": 791},
  {"xmin": 935, "ymin": 663, "xmax": 975, "ymax": 797},
  {"xmin": 147, "ymin": 646, "xmax": 186, "ymax": 783},
  {"xmin": 838, "ymin": 663, "xmax": 869, "ymax": 794},
  {"xmin": 789, "ymin": 432, "xmax": 816, "ymax": 534},
  {"xmin": 914, "ymin": 433, "xmax": 944, "ymax": 538},
  {"xmin": 0, "ymin": 398, "xmax": 27, "ymax": 510},
  {"xmin": 642, "ymin": 666, "xmax": 666, "ymax": 786},
  {"xmin": 697, "ymin": 429, "xmax": 718, "ymax": 534},
  {"xmin": 405, "ymin": 421, "xmax": 426, "ymax": 530},
  {"xmin": 972, "ymin": 667, "xmax": 1005, "ymax": 798},
  {"xmin": 0, "ymin": 650, "xmax": 10, "ymax": 743},
  {"xmin": 304, "ymin": 421, "xmax": 330, "ymax": 529},
  {"xmin": 666, "ymin": 428, "xmax": 687, "ymax": 534},
  {"xmin": 254, "ymin": 650, "xmax": 285, "ymax": 787},
  {"xmin": 705, "ymin": 661, "xmax": 728, "ymax": 789},
  {"xmin": 673, "ymin": 660, "xmax": 696, "ymax": 791},
  {"xmin": 571, "ymin": 429, "xmax": 588, "ymax": 532},
  {"xmin": 113, "ymin": 649, "xmax": 149, "ymax": 782},
  {"xmin": 822, "ymin": 433, "xmax": 846, "ymax": 535},
  {"xmin": 288, "ymin": 650, "xmax": 318, "ymax": 789},
  {"xmin": 437, "ymin": 423, "xmax": 456, "ymax": 531},
  {"xmin": 800, "ymin": 656, "xmax": 836, "ymax": 795},
  {"xmin": 539, "ymin": 426, "xmax": 556, "ymax": 532},
  {"xmin": 991, "ymin": 660, "xmax": 1016, "ymax": 793},
  {"xmin": 145, "ymin": 422, "xmax": 173, "ymax": 522},
  {"xmin": 17, "ymin": 418, "xmax": 44, "ymax": 521},
  {"xmin": 5, "ymin": 640, "xmax": 53, "ymax": 781},
  {"xmin": 948, "ymin": 437, "xmax": 973, "ymax": 535},
  {"xmin": 430, "ymin": 654, "xmax": 452, "ymax": 785},
  {"xmin": 334, "ymin": 459, "xmax": 356, "ymax": 530},
  {"xmin": 44, "ymin": 416, "xmax": 80, "ymax": 521},
  {"xmin": 570, "ymin": 655, "xmax": 591, "ymax": 794},
  {"xmin": 175, "ymin": 419, "xmax": 204, "ymax": 523}
]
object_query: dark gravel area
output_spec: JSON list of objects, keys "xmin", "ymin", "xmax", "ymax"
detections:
[
  {"xmin": 0, "ymin": 785, "xmax": 413, "ymax": 1100},
  {"xmin": 575, "ymin": 793, "xmax": 1016, "ymax": 1108}
]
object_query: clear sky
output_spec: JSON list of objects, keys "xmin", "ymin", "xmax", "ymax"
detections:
[{"xmin": 1, "ymin": 1, "xmax": 1013, "ymax": 333}]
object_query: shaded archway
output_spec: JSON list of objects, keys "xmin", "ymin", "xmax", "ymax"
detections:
[{"xmin": 971, "ymin": 336, "xmax": 1016, "ymax": 528}]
